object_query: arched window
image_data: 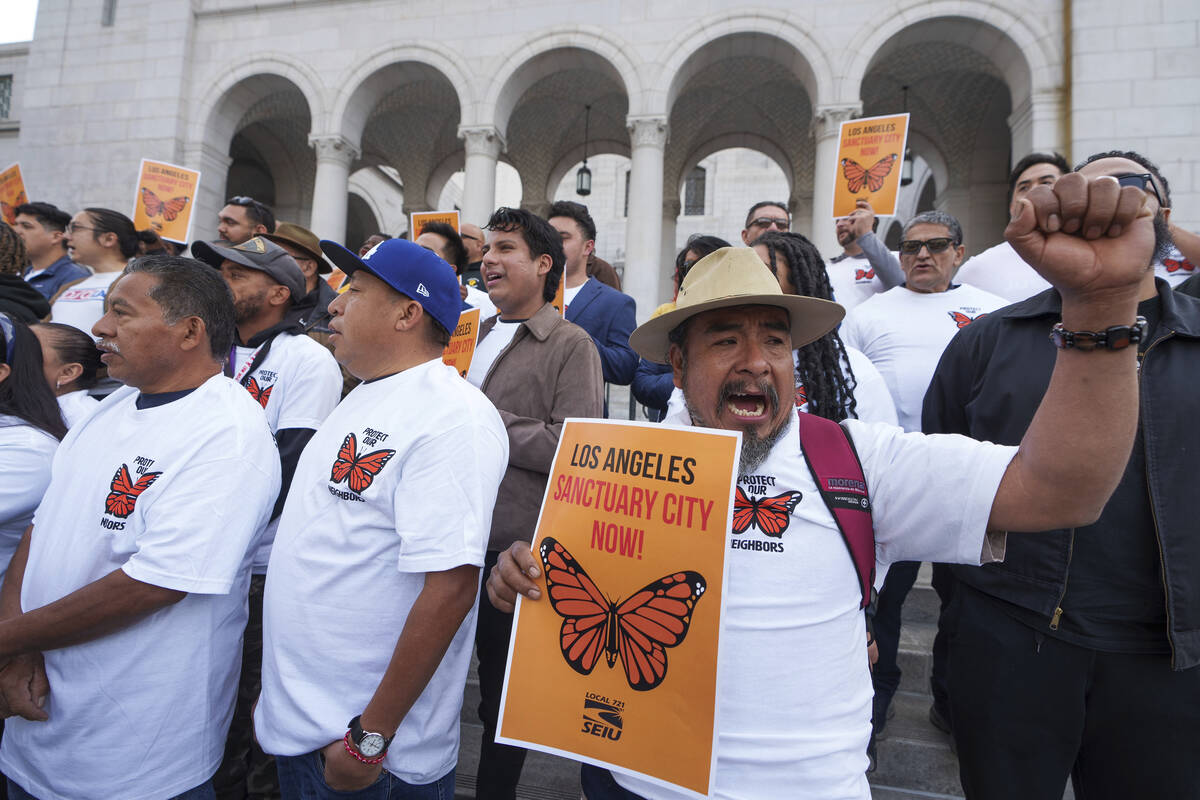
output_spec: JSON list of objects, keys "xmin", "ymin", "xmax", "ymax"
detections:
[{"xmin": 683, "ymin": 166, "xmax": 706, "ymax": 216}]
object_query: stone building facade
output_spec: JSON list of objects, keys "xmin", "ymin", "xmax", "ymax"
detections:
[{"xmin": 1, "ymin": 0, "xmax": 1197, "ymax": 320}]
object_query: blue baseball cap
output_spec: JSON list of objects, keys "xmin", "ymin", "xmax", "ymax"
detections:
[{"xmin": 320, "ymin": 238, "xmax": 462, "ymax": 335}]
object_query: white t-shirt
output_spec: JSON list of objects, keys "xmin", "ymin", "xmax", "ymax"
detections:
[
  {"xmin": 563, "ymin": 282, "xmax": 586, "ymax": 313},
  {"xmin": 466, "ymin": 318, "xmax": 521, "ymax": 388},
  {"xmin": 0, "ymin": 375, "xmax": 280, "ymax": 800},
  {"xmin": 256, "ymin": 358, "xmax": 508, "ymax": 784},
  {"xmin": 1154, "ymin": 243, "xmax": 1197, "ymax": 287},
  {"xmin": 230, "ymin": 332, "xmax": 343, "ymax": 570},
  {"xmin": 615, "ymin": 409, "xmax": 1013, "ymax": 800},
  {"xmin": 826, "ymin": 254, "xmax": 892, "ymax": 313},
  {"xmin": 954, "ymin": 241, "xmax": 1052, "ymax": 302},
  {"xmin": 841, "ymin": 285, "xmax": 1008, "ymax": 432},
  {"xmin": 0, "ymin": 418, "xmax": 57, "ymax": 581},
  {"xmin": 465, "ymin": 284, "xmax": 497, "ymax": 320},
  {"xmin": 57, "ymin": 389, "xmax": 99, "ymax": 429},
  {"xmin": 49, "ymin": 270, "xmax": 124, "ymax": 339}
]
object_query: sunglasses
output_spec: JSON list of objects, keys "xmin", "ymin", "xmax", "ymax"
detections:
[
  {"xmin": 0, "ymin": 313, "xmax": 15, "ymax": 366},
  {"xmin": 748, "ymin": 217, "xmax": 790, "ymax": 231},
  {"xmin": 899, "ymin": 237, "xmax": 956, "ymax": 255},
  {"xmin": 226, "ymin": 196, "xmax": 268, "ymax": 212},
  {"xmin": 1115, "ymin": 173, "xmax": 1165, "ymax": 208}
]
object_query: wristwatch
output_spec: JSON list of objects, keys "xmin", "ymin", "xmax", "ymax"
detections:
[
  {"xmin": 1049, "ymin": 316, "xmax": 1148, "ymax": 351},
  {"xmin": 347, "ymin": 714, "xmax": 393, "ymax": 759}
]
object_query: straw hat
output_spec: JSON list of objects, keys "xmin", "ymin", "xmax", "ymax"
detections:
[{"xmin": 629, "ymin": 247, "xmax": 845, "ymax": 364}]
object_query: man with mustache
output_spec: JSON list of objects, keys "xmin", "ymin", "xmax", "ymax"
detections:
[
  {"xmin": 488, "ymin": 170, "xmax": 1156, "ymax": 799},
  {"xmin": 924, "ymin": 150, "xmax": 1200, "ymax": 799}
]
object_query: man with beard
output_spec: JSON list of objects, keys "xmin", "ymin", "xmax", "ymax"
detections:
[
  {"xmin": 192, "ymin": 235, "xmax": 343, "ymax": 800},
  {"xmin": 923, "ymin": 150, "xmax": 1200, "ymax": 800},
  {"xmin": 486, "ymin": 169, "xmax": 1156, "ymax": 799},
  {"xmin": 824, "ymin": 199, "xmax": 904, "ymax": 313}
]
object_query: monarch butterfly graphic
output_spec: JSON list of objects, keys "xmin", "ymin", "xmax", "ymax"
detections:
[
  {"xmin": 105, "ymin": 463, "xmax": 162, "ymax": 518},
  {"xmin": 1, "ymin": 191, "xmax": 27, "ymax": 225},
  {"xmin": 140, "ymin": 187, "xmax": 189, "ymax": 222},
  {"xmin": 330, "ymin": 432, "xmax": 396, "ymax": 494},
  {"xmin": 795, "ymin": 384, "xmax": 809, "ymax": 409},
  {"xmin": 1163, "ymin": 257, "xmax": 1195, "ymax": 273},
  {"xmin": 539, "ymin": 537, "xmax": 706, "ymax": 692},
  {"xmin": 948, "ymin": 311, "xmax": 986, "ymax": 329},
  {"xmin": 245, "ymin": 377, "xmax": 273, "ymax": 409},
  {"xmin": 732, "ymin": 487, "xmax": 803, "ymax": 537},
  {"xmin": 855, "ymin": 268, "xmax": 876, "ymax": 281},
  {"xmin": 841, "ymin": 154, "xmax": 898, "ymax": 194}
]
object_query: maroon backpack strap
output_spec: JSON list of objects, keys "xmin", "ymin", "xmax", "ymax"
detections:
[{"xmin": 796, "ymin": 411, "xmax": 876, "ymax": 609}]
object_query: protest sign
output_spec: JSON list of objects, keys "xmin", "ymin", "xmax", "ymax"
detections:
[
  {"xmin": 552, "ymin": 277, "xmax": 565, "ymax": 317},
  {"xmin": 498, "ymin": 419, "xmax": 740, "ymax": 796},
  {"xmin": 0, "ymin": 163, "xmax": 28, "ymax": 225},
  {"xmin": 410, "ymin": 209, "xmax": 460, "ymax": 237},
  {"xmin": 831, "ymin": 113, "xmax": 909, "ymax": 218},
  {"xmin": 442, "ymin": 306, "xmax": 480, "ymax": 377},
  {"xmin": 131, "ymin": 158, "xmax": 201, "ymax": 244}
]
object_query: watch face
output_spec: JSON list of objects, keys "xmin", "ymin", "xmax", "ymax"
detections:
[{"xmin": 358, "ymin": 732, "xmax": 386, "ymax": 758}]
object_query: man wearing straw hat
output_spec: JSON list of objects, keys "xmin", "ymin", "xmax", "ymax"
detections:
[{"xmin": 487, "ymin": 173, "xmax": 1157, "ymax": 799}]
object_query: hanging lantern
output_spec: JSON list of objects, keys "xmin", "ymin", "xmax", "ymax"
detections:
[
  {"xmin": 576, "ymin": 104, "xmax": 593, "ymax": 197},
  {"xmin": 901, "ymin": 86, "xmax": 914, "ymax": 187}
]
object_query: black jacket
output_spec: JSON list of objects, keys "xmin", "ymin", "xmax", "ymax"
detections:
[
  {"xmin": 0, "ymin": 274, "xmax": 51, "ymax": 323},
  {"xmin": 923, "ymin": 280, "xmax": 1200, "ymax": 669}
]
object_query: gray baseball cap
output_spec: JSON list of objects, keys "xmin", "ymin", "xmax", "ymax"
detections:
[{"xmin": 191, "ymin": 236, "xmax": 307, "ymax": 301}]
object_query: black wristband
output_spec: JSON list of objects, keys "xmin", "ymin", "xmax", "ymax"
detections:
[{"xmin": 1049, "ymin": 316, "xmax": 1147, "ymax": 351}]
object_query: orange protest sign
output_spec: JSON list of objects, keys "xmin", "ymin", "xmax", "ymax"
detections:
[
  {"xmin": 131, "ymin": 158, "xmax": 201, "ymax": 244},
  {"xmin": 442, "ymin": 306, "xmax": 480, "ymax": 378},
  {"xmin": 0, "ymin": 163, "xmax": 28, "ymax": 225},
  {"xmin": 410, "ymin": 210, "xmax": 460, "ymax": 237},
  {"xmin": 498, "ymin": 419, "xmax": 740, "ymax": 796},
  {"xmin": 831, "ymin": 113, "xmax": 909, "ymax": 218}
]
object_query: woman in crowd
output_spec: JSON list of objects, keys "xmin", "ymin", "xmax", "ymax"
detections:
[
  {"xmin": 31, "ymin": 322, "xmax": 102, "ymax": 429},
  {"xmin": 751, "ymin": 230, "xmax": 897, "ymax": 425},
  {"xmin": 632, "ymin": 235, "xmax": 731, "ymax": 421},
  {"xmin": 0, "ymin": 313, "xmax": 63, "ymax": 579}
]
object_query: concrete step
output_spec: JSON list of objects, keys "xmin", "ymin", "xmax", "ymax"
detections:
[{"xmin": 869, "ymin": 692, "xmax": 962, "ymax": 797}]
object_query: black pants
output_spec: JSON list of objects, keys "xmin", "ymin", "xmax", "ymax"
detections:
[
  {"xmin": 870, "ymin": 560, "xmax": 920, "ymax": 712},
  {"xmin": 474, "ymin": 550, "xmax": 528, "ymax": 800},
  {"xmin": 948, "ymin": 585, "xmax": 1200, "ymax": 800}
]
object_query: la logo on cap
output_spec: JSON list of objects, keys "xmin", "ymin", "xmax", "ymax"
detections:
[
  {"xmin": 417, "ymin": 283, "xmax": 430, "ymax": 298},
  {"xmin": 236, "ymin": 238, "xmax": 268, "ymax": 254}
]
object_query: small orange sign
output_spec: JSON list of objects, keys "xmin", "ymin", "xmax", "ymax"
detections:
[
  {"xmin": 0, "ymin": 163, "xmax": 28, "ymax": 225},
  {"xmin": 410, "ymin": 210, "xmax": 460, "ymax": 238},
  {"xmin": 131, "ymin": 158, "xmax": 201, "ymax": 244},
  {"xmin": 552, "ymin": 277, "xmax": 565, "ymax": 317},
  {"xmin": 442, "ymin": 306, "xmax": 480, "ymax": 378},
  {"xmin": 497, "ymin": 419, "xmax": 740, "ymax": 796},
  {"xmin": 831, "ymin": 113, "xmax": 909, "ymax": 218}
]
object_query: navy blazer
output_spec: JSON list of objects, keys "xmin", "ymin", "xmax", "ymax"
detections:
[{"xmin": 565, "ymin": 277, "xmax": 638, "ymax": 385}]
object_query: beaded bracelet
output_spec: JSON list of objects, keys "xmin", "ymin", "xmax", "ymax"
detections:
[{"xmin": 343, "ymin": 731, "xmax": 386, "ymax": 765}]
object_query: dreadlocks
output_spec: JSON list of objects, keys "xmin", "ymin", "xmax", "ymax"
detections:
[
  {"xmin": 751, "ymin": 231, "xmax": 858, "ymax": 422},
  {"xmin": 0, "ymin": 222, "xmax": 27, "ymax": 277}
]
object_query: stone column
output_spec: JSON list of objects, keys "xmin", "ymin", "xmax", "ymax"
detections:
[
  {"xmin": 810, "ymin": 105, "xmax": 861, "ymax": 259},
  {"xmin": 308, "ymin": 134, "xmax": 360, "ymax": 245},
  {"xmin": 660, "ymin": 198, "xmax": 681, "ymax": 303},
  {"xmin": 183, "ymin": 142, "xmax": 232, "ymax": 241},
  {"xmin": 459, "ymin": 126, "xmax": 505, "ymax": 226},
  {"xmin": 624, "ymin": 116, "xmax": 669, "ymax": 324}
]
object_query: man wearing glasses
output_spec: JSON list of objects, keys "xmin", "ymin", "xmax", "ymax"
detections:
[
  {"xmin": 218, "ymin": 196, "xmax": 277, "ymax": 245},
  {"xmin": 826, "ymin": 199, "xmax": 905, "ymax": 313},
  {"xmin": 739, "ymin": 201, "xmax": 791, "ymax": 245},
  {"xmin": 840, "ymin": 210, "xmax": 1006, "ymax": 749},
  {"xmin": 924, "ymin": 150, "xmax": 1200, "ymax": 799}
]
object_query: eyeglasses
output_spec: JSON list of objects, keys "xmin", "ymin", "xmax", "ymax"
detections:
[
  {"xmin": 65, "ymin": 222, "xmax": 97, "ymax": 235},
  {"xmin": 748, "ymin": 217, "xmax": 790, "ymax": 231},
  {"xmin": 0, "ymin": 313, "xmax": 15, "ymax": 366},
  {"xmin": 1115, "ymin": 173, "xmax": 1165, "ymax": 208},
  {"xmin": 899, "ymin": 237, "xmax": 956, "ymax": 256}
]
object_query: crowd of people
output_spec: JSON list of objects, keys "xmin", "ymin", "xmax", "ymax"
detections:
[{"xmin": 0, "ymin": 146, "xmax": 1196, "ymax": 800}]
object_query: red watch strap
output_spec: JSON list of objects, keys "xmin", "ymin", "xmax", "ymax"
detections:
[{"xmin": 343, "ymin": 731, "xmax": 386, "ymax": 765}]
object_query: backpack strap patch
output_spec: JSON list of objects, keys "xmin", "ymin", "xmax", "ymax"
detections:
[{"xmin": 796, "ymin": 411, "xmax": 876, "ymax": 609}]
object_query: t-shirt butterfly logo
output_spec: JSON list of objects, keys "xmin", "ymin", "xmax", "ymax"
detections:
[
  {"xmin": 540, "ymin": 537, "xmax": 706, "ymax": 691},
  {"xmin": 732, "ymin": 487, "xmax": 803, "ymax": 537},
  {"xmin": 948, "ymin": 311, "xmax": 986, "ymax": 329},
  {"xmin": 855, "ymin": 268, "xmax": 876, "ymax": 281},
  {"xmin": 330, "ymin": 432, "xmax": 396, "ymax": 494},
  {"xmin": 245, "ymin": 376, "xmax": 273, "ymax": 408},
  {"xmin": 105, "ymin": 463, "xmax": 162, "ymax": 518}
]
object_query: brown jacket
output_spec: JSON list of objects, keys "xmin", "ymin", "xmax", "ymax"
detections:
[{"xmin": 478, "ymin": 302, "xmax": 603, "ymax": 551}]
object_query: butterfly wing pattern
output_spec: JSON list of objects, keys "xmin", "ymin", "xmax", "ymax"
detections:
[
  {"xmin": 141, "ymin": 187, "xmax": 189, "ymax": 222},
  {"xmin": 539, "ymin": 537, "xmax": 706, "ymax": 692},
  {"xmin": 948, "ymin": 311, "xmax": 987, "ymax": 329},
  {"xmin": 731, "ymin": 486, "xmax": 803, "ymax": 537},
  {"xmin": 841, "ymin": 154, "xmax": 898, "ymax": 194},
  {"xmin": 104, "ymin": 463, "xmax": 162, "ymax": 518},
  {"xmin": 330, "ymin": 432, "xmax": 396, "ymax": 494},
  {"xmin": 245, "ymin": 377, "xmax": 273, "ymax": 409}
]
